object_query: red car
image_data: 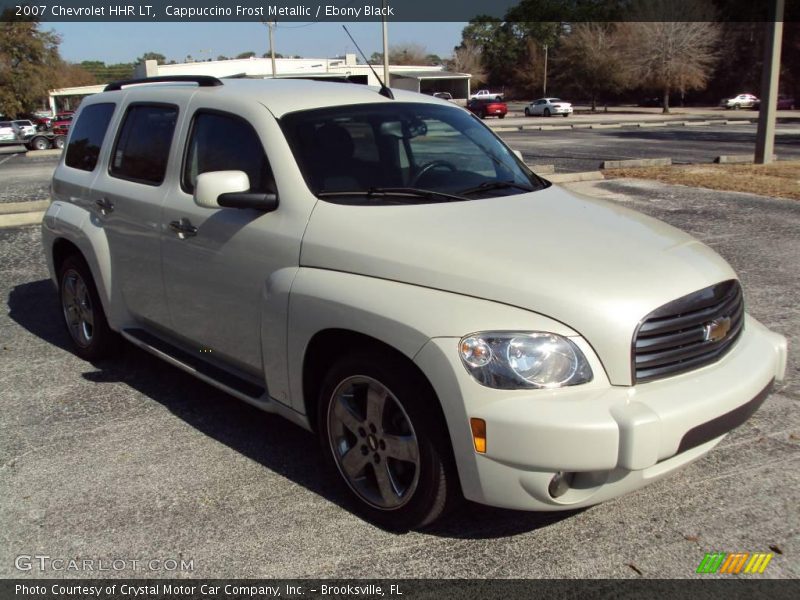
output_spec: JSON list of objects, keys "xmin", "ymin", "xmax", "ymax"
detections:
[
  {"xmin": 466, "ymin": 98, "xmax": 508, "ymax": 119},
  {"xmin": 51, "ymin": 111, "xmax": 75, "ymax": 136}
]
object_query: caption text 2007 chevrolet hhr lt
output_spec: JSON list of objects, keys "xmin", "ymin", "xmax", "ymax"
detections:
[{"xmin": 42, "ymin": 77, "xmax": 787, "ymax": 530}]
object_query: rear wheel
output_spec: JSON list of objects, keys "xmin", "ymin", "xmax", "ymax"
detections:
[
  {"xmin": 58, "ymin": 255, "xmax": 118, "ymax": 360},
  {"xmin": 498, "ymin": 114, "xmax": 505, "ymax": 119},
  {"xmin": 544, "ymin": 108, "xmax": 551, "ymax": 117},
  {"xmin": 318, "ymin": 351, "xmax": 455, "ymax": 530},
  {"xmin": 53, "ymin": 136, "xmax": 66, "ymax": 150},
  {"xmin": 29, "ymin": 136, "xmax": 49, "ymax": 151},
  {"xmin": 524, "ymin": 107, "xmax": 531, "ymax": 117},
  {"xmin": 562, "ymin": 113, "xmax": 569, "ymax": 117}
]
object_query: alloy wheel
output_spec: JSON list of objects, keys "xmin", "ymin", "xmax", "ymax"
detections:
[{"xmin": 61, "ymin": 268, "xmax": 95, "ymax": 348}]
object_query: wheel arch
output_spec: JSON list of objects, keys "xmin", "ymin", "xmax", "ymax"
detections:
[{"xmin": 302, "ymin": 329, "xmax": 440, "ymax": 435}]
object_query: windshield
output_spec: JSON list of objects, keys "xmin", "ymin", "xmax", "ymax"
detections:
[{"xmin": 279, "ymin": 102, "xmax": 546, "ymax": 204}]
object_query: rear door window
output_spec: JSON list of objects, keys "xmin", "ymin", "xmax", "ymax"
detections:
[
  {"xmin": 65, "ymin": 103, "xmax": 116, "ymax": 172},
  {"xmin": 110, "ymin": 104, "xmax": 178, "ymax": 185}
]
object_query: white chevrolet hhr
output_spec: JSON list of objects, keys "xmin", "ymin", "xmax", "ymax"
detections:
[{"xmin": 42, "ymin": 77, "xmax": 787, "ymax": 530}]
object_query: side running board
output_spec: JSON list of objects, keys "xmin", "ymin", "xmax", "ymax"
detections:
[{"xmin": 122, "ymin": 328, "xmax": 266, "ymax": 400}]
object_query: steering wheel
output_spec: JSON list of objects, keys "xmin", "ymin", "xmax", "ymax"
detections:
[{"xmin": 410, "ymin": 160, "xmax": 457, "ymax": 186}]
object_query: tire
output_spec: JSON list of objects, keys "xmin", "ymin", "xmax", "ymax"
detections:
[
  {"xmin": 498, "ymin": 114, "xmax": 505, "ymax": 119},
  {"xmin": 53, "ymin": 136, "xmax": 66, "ymax": 150},
  {"xmin": 29, "ymin": 136, "xmax": 49, "ymax": 151},
  {"xmin": 524, "ymin": 107, "xmax": 530, "ymax": 117},
  {"xmin": 318, "ymin": 351, "xmax": 456, "ymax": 531},
  {"xmin": 562, "ymin": 113, "xmax": 569, "ymax": 117},
  {"xmin": 58, "ymin": 254, "xmax": 118, "ymax": 361},
  {"xmin": 733, "ymin": 103, "xmax": 740, "ymax": 110},
  {"xmin": 544, "ymin": 108, "xmax": 551, "ymax": 117}
]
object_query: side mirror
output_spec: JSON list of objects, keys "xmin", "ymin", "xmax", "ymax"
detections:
[{"xmin": 194, "ymin": 170, "xmax": 278, "ymax": 212}]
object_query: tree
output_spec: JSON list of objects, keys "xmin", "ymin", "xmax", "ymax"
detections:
[
  {"xmin": 450, "ymin": 39, "xmax": 486, "ymax": 85},
  {"xmin": 554, "ymin": 23, "xmax": 631, "ymax": 111},
  {"xmin": 236, "ymin": 51, "xmax": 256, "ymax": 59},
  {"xmin": 0, "ymin": 18, "xmax": 61, "ymax": 117},
  {"xmin": 388, "ymin": 44, "xmax": 429, "ymax": 65},
  {"xmin": 620, "ymin": 1, "xmax": 721, "ymax": 113},
  {"xmin": 137, "ymin": 52, "xmax": 166, "ymax": 65}
]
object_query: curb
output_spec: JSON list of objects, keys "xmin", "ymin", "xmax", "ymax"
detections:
[
  {"xmin": 0, "ymin": 210, "xmax": 44, "ymax": 228},
  {"xmin": 602, "ymin": 158, "xmax": 672, "ymax": 169},
  {"xmin": 548, "ymin": 171, "xmax": 605, "ymax": 183},
  {"xmin": 26, "ymin": 149, "xmax": 62, "ymax": 158},
  {"xmin": 714, "ymin": 154, "xmax": 777, "ymax": 164},
  {"xmin": 0, "ymin": 200, "xmax": 49, "ymax": 228}
]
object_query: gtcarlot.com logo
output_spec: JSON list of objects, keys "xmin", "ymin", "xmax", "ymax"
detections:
[
  {"xmin": 15, "ymin": 555, "xmax": 194, "ymax": 572},
  {"xmin": 696, "ymin": 552, "xmax": 773, "ymax": 574}
]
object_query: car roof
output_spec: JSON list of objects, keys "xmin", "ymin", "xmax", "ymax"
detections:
[{"xmin": 89, "ymin": 78, "xmax": 446, "ymax": 118}]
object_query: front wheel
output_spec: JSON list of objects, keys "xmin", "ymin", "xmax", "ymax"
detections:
[
  {"xmin": 318, "ymin": 352, "xmax": 455, "ymax": 530},
  {"xmin": 28, "ymin": 136, "xmax": 49, "ymax": 151},
  {"xmin": 562, "ymin": 113, "xmax": 569, "ymax": 117},
  {"xmin": 543, "ymin": 108, "xmax": 551, "ymax": 117},
  {"xmin": 498, "ymin": 113, "xmax": 505, "ymax": 119}
]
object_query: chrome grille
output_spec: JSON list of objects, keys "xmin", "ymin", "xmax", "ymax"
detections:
[{"xmin": 633, "ymin": 280, "xmax": 744, "ymax": 383}]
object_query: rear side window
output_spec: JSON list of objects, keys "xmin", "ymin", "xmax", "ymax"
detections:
[
  {"xmin": 110, "ymin": 104, "xmax": 178, "ymax": 185},
  {"xmin": 182, "ymin": 111, "xmax": 273, "ymax": 194},
  {"xmin": 65, "ymin": 103, "xmax": 115, "ymax": 172}
]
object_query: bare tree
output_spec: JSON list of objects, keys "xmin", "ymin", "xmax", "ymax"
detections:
[
  {"xmin": 512, "ymin": 38, "xmax": 546, "ymax": 98},
  {"xmin": 450, "ymin": 39, "xmax": 486, "ymax": 86},
  {"xmin": 620, "ymin": 1, "xmax": 721, "ymax": 113},
  {"xmin": 554, "ymin": 23, "xmax": 631, "ymax": 111}
]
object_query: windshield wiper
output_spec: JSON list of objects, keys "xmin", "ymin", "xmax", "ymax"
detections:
[
  {"xmin": 458, "ymin": 180, "xmax": 536, "ymax": 196},
  {"xmin": 317, "ymin": 187, "xmax": 467, "ymax": 203}
]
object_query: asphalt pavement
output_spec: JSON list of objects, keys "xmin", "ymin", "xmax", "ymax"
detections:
[{"xmin": 0, "ymin": 174, "xmax": 797, "ymax": 578}]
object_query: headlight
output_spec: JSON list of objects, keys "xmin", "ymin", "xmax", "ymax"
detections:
[{"xmin": 458, "ymin": 332, "xmax": 593, "ymax": 389}]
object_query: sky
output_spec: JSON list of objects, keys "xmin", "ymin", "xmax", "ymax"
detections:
[{"xmin": 49, "ymin": 21, "xmax": 468, "ymax": 65}]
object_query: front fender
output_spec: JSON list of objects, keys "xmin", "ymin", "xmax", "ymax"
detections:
[{"xmin": 283, "ymin": 267, "xmax": 580, "ymax": 415}]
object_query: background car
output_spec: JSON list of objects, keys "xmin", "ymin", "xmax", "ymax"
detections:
[
  {"xmin": 525, "ymin": 98, "xmax": 573, "ymax": 117},
  {"xmin": 12, "ymin": 120, "xmax": 36, "ymax": 137},
  {"xmin": 51, "ymin": 112, "xmax": 74, "ymax": 136},
  {"xmin": 466, "ymin": 98, "xmax": 508, "ymax": 119},
  {"xmin": 0, "ymin": 121, "xmax": 17, "ymax": 140},
  {"xmin": 752, "ymin": 95, "xmax": 796, "ymax": 110},
  {"xmin": 432, "ymin": 92, "xmax": 453, "ymax": 101},
  {"xmin": 721, "ymin": 93, "xmax": 758, "ymax": 109}
]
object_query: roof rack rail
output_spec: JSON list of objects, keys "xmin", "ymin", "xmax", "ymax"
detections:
[{"xmin": 104, "ymin": 75, "xmax": 223, "ymax": 92}]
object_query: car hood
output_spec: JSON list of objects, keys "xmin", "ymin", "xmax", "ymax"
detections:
[{"xmin": 300, "ymin": 185, "xmax": 736, "ymax": 384}]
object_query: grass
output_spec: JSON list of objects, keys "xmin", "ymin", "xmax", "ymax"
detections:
[{"xmin": 603, "ymin": 160, "xmax": 800, "ymax": 201}]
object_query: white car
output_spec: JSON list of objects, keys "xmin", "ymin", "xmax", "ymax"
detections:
[
  {"xmin": 721, "ymin": 93, "xmax": 758, "ymax": 109},
  {"xmin": 42, "ymin": 77, "xmax": 787, "ymax": 530},
  {"xmin": 525, "ymin": 98, "xmax": 573, "ymax": 117},
  {"xmin": 13, "ymin": 120, "xmax": 36, "ymax": 137},
  {"xmin": 0, "ymin": 121, "xmax": 18, "ymax": 142}
]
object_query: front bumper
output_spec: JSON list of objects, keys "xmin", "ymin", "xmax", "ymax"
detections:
[{"xmin": 414, "ymin": 314, "xmax": 787, "ymax": 510}]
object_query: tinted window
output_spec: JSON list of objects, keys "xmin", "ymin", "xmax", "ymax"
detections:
[
  {"xmin": 182, "ymin": 111, "xmax": 273, "ymax": 194},
  {"xmin": 110, "ymin": 104, "xmax": 178, "ymax": 185},
  {"xmin": 65, "ymin": 103, "xmax": 115, "ymax": 172}
]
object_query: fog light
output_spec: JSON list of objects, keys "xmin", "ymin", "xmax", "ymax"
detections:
[{"xmin": 548, "ymin": 471, "xmax": 574, "ymax": 498}]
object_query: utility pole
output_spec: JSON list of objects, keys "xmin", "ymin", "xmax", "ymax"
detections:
[
  {"xmin": 268, "ymin": 20, "xmax": 277, "ymax": 78},
  {"xmin": 543, "ymin": 44, "xmax": 548, "ymax": 96},
  {"xmin": 755, "ymin": 0, "xmax": 784, "ymax": 164},
  {"xmin": 382, "ymin": 0, "xmax": 390, "ymax": 88}
]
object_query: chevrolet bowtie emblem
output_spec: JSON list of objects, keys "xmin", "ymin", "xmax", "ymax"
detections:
[{"xmin": 704, "ymin": 317, "xmax": 732, "ymax": 342}]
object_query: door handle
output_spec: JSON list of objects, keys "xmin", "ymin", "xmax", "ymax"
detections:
[
  {"xmin": 169, "ymin": 218, "xmax": 198, "ymax": 238},
  {"xmin": 95, "ymin": 197, "xmax": 114, "ymax": 215}
]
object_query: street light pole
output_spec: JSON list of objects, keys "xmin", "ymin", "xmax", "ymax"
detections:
[
  {"xmin": 543, "ymin": 44, "xmax": 548, "ymax": 96},
  {"xmin": 755, "ymin": 0, "xmax": 784, "ymax": 164},
  {"xmin": 382, "ymin": 0, "xmax": 390, "ymax": 88},
  {"xmin": 268, "ymin": 20, "xmax": 277, "ymax": 78}
]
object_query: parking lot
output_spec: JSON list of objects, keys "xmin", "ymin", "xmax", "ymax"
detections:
[
  {"xmin": 0, "ymin": 128, "xmax": 798, "ymax": 579},
  {"xmin": 497, "ymin": 121, "xmax": 800, "ymax": 173}
]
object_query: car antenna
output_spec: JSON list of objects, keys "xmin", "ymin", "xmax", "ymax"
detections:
[{"xmin": 342, "ymin": 25, "xmax": 394, "ymax": 99}]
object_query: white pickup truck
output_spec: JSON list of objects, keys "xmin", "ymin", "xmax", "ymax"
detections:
[{"xmin": 469, "ymin": 89, "xmax": 504, "ymax": 101}]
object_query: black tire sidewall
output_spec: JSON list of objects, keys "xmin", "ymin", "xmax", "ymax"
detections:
[
  {"xmin": 58, "ymin": 255, "xmax": 116, "ymax": 361},
  {"xmin": 317, "ymin": 351, "xmax": 452, "ymax": 531}
]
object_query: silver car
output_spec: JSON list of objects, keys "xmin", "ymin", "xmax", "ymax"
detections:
[{"xmin": 42, "ymin": 77, "xmax": 787, "ymax": 530}]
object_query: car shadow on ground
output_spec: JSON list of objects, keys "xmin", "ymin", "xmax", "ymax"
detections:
[{"xmin": 8, "ymin": 279, "xmax": 578, "ymax": 539}]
